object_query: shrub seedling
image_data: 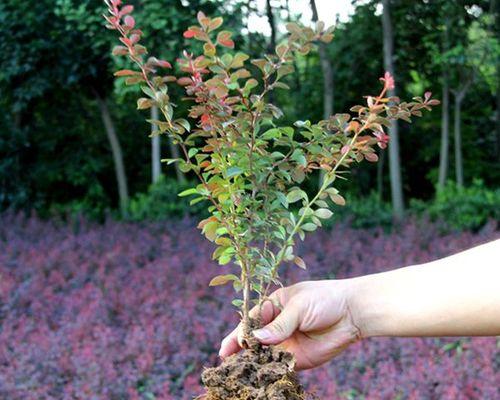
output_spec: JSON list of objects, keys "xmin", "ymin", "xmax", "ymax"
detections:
[{"xmin": 104, "ymin": 0, "xmax": 438, "ymax": 344}]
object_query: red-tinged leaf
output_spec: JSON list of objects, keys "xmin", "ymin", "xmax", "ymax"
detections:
[
  {"xmin": 148, "ymin": 57, "xmax": 172, "ymax": 69},
  {"xmin": 177, "ymin": 77, "xmax": 192, "ymax": 86},
  {"xmin": 208, "ymin": 17, "xmax": 223, "ymax": 32},
  {"xmin": 183, "ymin": 29, "xmax": 196, "ymax": 38},
  {"xmin": 217, "ymin": 31, "xmax": 234, "ymax": 48},
  {"xmin": 424, "ymin": 91, "xmax": 432, "ymax": 102},
  {"xmin": 114, "ymin": 69, "xmax": 139, "ymax": 77},
  {"xmin": 330, "ymin": 193, "xmax": 346, "ymax": 206},
  {"xmin": 119, "ymin": 37, "xmax": 132, "ymax": 47},
  {"xmin": 112, "ymin": 45, "xmax": 128, "ymax": 56},
  {"xmin": 364, "ymin": 152, "xmax": 379, "ymax": 162},
  {"xmin": 157, "ymin": 59, "xmax": 172, "ymax": 68},
  {"xmin": 197, "ymin": 216, "xmax": 217, "ymax": 230},
  {"xmin": 119, "ymin": 5, "xmax": 134, "ymax": 16},
  {"xmin": 124, "ymin": 15, "xmax": 135, "ymax": 29},
  {"xmin": 197, "ymin": 11, "xmax": 209, "ymax": 28},
  {"xmin": 341, "ymin": 145, "xmax": 350, "ymax": 155},
  {"xmin": 219, "ymin": 39, "xmax": 234, "ymax": 48},
  {"xmin": 130, "ymin": 34, "xmax": 140, "ymax": 44}
]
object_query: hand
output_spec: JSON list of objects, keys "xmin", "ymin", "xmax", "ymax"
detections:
[{"xmin": 218, "ymin": 280, "xmax": 362, "ymax": 370}]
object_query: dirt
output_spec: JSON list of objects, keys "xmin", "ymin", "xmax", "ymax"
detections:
[{"xmin": 201, "ymin": 343, "xmax": 311, "ymax": 400}]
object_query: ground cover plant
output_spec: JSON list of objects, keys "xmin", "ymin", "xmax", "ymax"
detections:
[
  {"xmin": 102, "ymin": 1, "xmax": 440, "ymax": 397},
  {"xmin": 0, "ymin": 214, "xmax": 498, "ymax": 399}
]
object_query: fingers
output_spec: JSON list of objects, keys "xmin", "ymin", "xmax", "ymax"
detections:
[
  {"xmin": 252, "ymin": 299, "xmax": 300, "ymax": 345},
  {"xmin": 219, "ymin": 291, "xmax": 283, "ymax": 358},
  {"xmin": 219, "ymin": 326, "xmax": 239, "ymax": 358}
]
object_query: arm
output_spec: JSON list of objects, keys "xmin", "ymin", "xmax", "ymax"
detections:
[
  {"xmin": 219, "ymin": 239, "xmax": 500, "ymax": 370},
  {"xmin": 349, "ymin": 238, "xmax": 500, "ymax": 338}
]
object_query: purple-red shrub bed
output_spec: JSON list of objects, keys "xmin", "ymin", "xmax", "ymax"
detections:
[{"xmin": 0, "ymin": 214, "xmax": 498, "ymax": 399}]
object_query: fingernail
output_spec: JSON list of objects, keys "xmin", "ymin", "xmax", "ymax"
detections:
[{"xmin": 253, "ymin": 329, "xmax": 272, "ymax": 341}]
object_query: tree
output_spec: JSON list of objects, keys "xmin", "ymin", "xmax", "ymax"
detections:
[
  {"xmin": 0, "ymin": 0, "xmax": 130, "ymax": 215},
  {"xmin": 438, "ymin": 18, "xmax": 451, "ymax": 190},
  {"xmin": 310, "ymin": 0, "xmax": 334, "ymax": 121},
  {"xmin": 382, "ymin": 0, "xmax": 404, "ymax": 220},
  {"xmin": 151, "ymin": 106, "xmax": 162, "ymax": 183},
  {"xmin": 96, "ymin": 94, "xmax": 129, "ymax": 213}
]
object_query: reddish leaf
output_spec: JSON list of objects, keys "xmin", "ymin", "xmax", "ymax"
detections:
[
  {"xmin": 114, "ymin": 69, "xmax": 139, "ymax": 77},
  {"xmin": 216, "ymin": 31, "xmax": 234, "ymax": 48},
  {"xmin": 119, "ymin": 5, "xmax": 134, "ymax": 16},
  {"xmin": 183, "ymin": 29, "xmax": 196, "ymax": 38},
  {"xmin": 364, "ymin": 152, "xmax": 379, "ymax": 162},
  {"xmin": 124, "ymin": 15, "xmax": 135, "ymax": 29},
  {"xmin": 129, "ymin": 34, "xmax": 140, "ymax": 44},
  {"xmin": 177, "ymin": 77, "xmax": 192, "ymax": 86},
  {"xmin": 112, "ymin": 45, "xmax": 128, "ymax": 56}
]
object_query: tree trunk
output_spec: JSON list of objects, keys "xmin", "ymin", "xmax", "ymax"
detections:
[
  {"xmin": 310, "ymin": 0, "xmax": 334, "ymax": 120},
  {"xmin": 496, "ymin": 74, "xmax": 500, "ymax": 160},
  {"xmin": 265, "ymin": 0, "xmax": 277, "ymax": 105},
  {"xmin": 265, "ymin": 0, "xmax": 277, "ymax": 52},
  {"xmin": 377, "ymin": 150, "xmax": 385, "ymax": 201},
  {"xmin": 454, "ymin": 94, "xmax": 464, "ymax": 187},
  {"xmin": 382, "ymin": 0, "xmax": 404, "ymax": 221},
  {"xmin": 438, "ymin": 71, "xmax": 450, "ymax": 190},
  {"xmin": 310, "ymin": 0, "xmax": 335, "ymax": 189},
  {"xmin": 96, "ymin": 95, "xmax": 129, "ymax": 217},
  {"xmin": 151, "ymin": 106, "xmax": 162, "ymax": 184},
  {"xmin": 438, "ymin": 18, "xmax": 450, "ymax": 191},
  {"xmin": 493, "ymin": 0, "xmax": 500, "ymax": 160},
  {"xmin": 168, "ymin": 137, "xmax": 185, "ymax": 183}
]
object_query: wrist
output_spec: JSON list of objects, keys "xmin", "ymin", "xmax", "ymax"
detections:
[{"xmin": 344, "ymin": 274, "xmax": 384, "ymax": 339}]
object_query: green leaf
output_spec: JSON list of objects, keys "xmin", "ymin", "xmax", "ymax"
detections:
[
  {"xmin": 177, "ymin": 119, "xmax": 191, "ymax": 132},
  {"xmin": 261, "ymin": 128, "xmax": 281, "ymax": 140},
  {"xmin": 301, "ymin": 223, "xmax": 317, "ymax": 232},
  {"xmin": 287, "ymin": 189, "xmax": 306, "ymax": 203},
  {"xmin": 294, "ymin": 256, "xmax": 307, "ymax": 270},
  {"xmin": 291, "ymin": 149, "xmax": 307, "ymax": 167},
  {"xmin": 178, "ymin": 188, "xmax": 198, "ymax": 197},
  {"xmin": 226, "ymin": 166, "xmax": 243, "ymax": 178},
  {"xmin": 232, "ymin": 299, "xmax": 244, "ymax": 307},
  {"xmin": 315, "ymin": 208, "xmax": 333, "ymax": 219},
  {"xmin": 203, "ymin": 221, "xmax": 219, "ymax": 241}
]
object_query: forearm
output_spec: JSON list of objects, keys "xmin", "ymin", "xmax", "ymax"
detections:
[{"xmin": 347, "ymin": 239, "xmax": 500, "ymax": 338}]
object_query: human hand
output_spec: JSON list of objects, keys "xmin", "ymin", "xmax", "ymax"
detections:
[{"xmin": 218, "ymin": 280, "xmax": 361, "ymax": 370}]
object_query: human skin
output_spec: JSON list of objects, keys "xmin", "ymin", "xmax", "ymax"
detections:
[{"xmin": 219, "ymin": 239, "xmax": 500, "ymax": 370}]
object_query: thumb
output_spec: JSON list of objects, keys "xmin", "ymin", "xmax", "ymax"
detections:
[{"xmin": 252, "ymin": 304, "xmax": 300, "ymax": 345}]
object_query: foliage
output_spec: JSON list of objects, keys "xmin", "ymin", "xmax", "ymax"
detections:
[
  {"xmin": 411, "ymin": 180, "xmax": 500, "ymax": 231},
  {"xmin": 104, "ymin": 0, "xmax": 438, "ymax": 336},
  {"xmin": 128, "ymin": 177, "xmax": 208, "ymax": 221},
  {"xmin": 0, "ymin": 214, "xmax": 498, "ymax": 399},
  {"xmin": 326, "ymin": 192, "xmax": 394, "ymax": 230},
  {"xmin": 0, "ymin": 1, "xmax": 498, "ymax": 216}
]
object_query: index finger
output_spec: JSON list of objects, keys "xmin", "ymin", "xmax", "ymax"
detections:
[{"xmin": 218, "ymin": 293, "xmax": 283, "ymax": 358}]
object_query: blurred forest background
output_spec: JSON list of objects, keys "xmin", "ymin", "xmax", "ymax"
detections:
[{"xmin": 1, "ymin": 0, "xmax": 499, "ymax": 229}]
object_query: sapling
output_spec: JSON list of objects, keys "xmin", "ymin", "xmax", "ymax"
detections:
[{"xmin": 104, "ymin": 1, "xmax": 438, "ymax": 396}]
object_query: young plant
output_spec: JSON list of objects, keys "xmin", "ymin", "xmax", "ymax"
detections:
[{"xmin": 104, "ymin": 0, "xmax": 439, "ymax": 342}]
